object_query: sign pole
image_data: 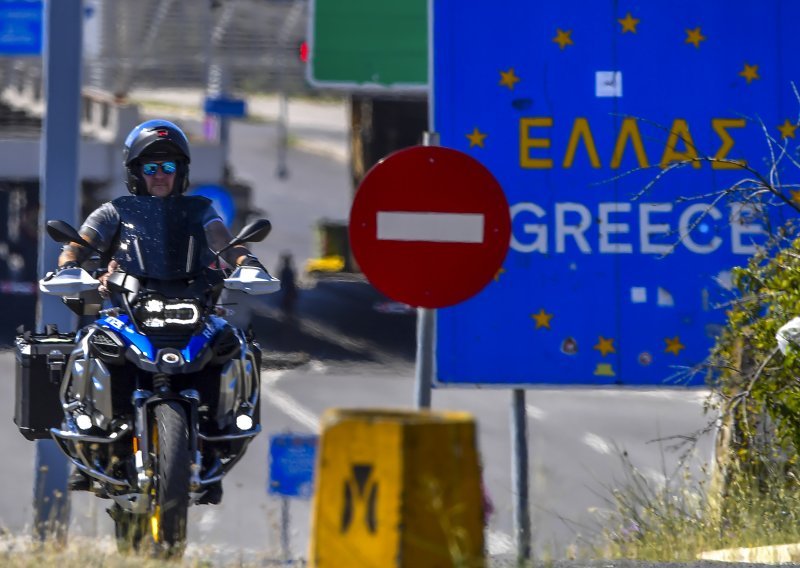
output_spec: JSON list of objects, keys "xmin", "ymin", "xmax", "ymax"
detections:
[
  {"xmin": 413, "ymin": 131, "xmax": 440, "ymax": 409},
  {"xmin": 511, "ymin": 389, "xmax": 532, "ymax": 561},
  {"xmin": 34, "ymin": 0, "xmax": 83, "ymax": 541},
  {"xmin": 414, "ymin": 307, "xmax": 435, "ymax": 409},
  {"xmin": 280, "ymin": 496, "xmax": 290, "ymax": 562}
]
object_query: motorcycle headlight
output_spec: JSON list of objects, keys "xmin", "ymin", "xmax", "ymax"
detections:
[{"xmin": 134, "ymin": 295, "xmax": 202, "ymax": 330}]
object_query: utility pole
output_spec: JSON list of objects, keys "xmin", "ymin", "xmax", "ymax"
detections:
[{"xmin": 34, "ymin": 0, "xmax": 83, "ymax": 541}]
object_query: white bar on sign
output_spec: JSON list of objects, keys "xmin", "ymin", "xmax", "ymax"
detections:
[{"xmin": 377, "ymin": 212, "xmax": 484, "ymax": 243}]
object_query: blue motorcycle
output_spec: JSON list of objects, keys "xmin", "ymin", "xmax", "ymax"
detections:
[{"xmin": 36, "ymin": 211, "xmax": 279, "ymax": 556}]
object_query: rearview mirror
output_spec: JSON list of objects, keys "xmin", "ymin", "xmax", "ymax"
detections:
[
  {"xmin": 220, "ymin": 219, "xmax": 272, "ymax": 253},
  {"xmin": 46, "ymin": 220, "xmax": 101, "ymax": 254}
]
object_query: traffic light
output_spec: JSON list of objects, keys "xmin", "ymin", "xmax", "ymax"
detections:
[{"xmin": 299, "ymin": 40, "xmax": 308, "ymax": 63}]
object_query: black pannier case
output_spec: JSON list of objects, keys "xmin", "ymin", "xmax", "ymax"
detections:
[{"xmin": 14, "ymin": 331, "xmax": 74, "ymax": 440}]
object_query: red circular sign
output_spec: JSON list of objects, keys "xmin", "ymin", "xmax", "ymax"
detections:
[{"xmin": 350, "ymin": 146, "xmax": 511, "ymax": 308}]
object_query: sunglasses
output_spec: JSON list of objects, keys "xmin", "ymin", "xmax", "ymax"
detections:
[{"xmin": 141, "ymin": 161, "xmax": 177, "ymax": 175}]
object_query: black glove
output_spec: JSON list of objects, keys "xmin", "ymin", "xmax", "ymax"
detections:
[
  {"xmin": 45, "ymin": 260, "xmax": 79, "ymax": 281},
  {"xmin": 57, "ymin": 260, "xmax": 80, "ymax": 271},
  {"xmin": 238, "ymin": 254, "xmax": 267, "ymax": 272}
]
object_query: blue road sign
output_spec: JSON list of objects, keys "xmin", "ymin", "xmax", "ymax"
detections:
[
  {"xmin": 0, "ymin": 1, "xmax": 42, "ymax": 55},
  {"xmin": 188, "ymin": 184, "xmax": 236, "ymax": 228},
  {"xmin": 204, "ymin": 97, "xmax": 247, "ymax": 118},
  {"xmin": 433, "ymin": 1, "xmax": 800, "ymax": 387},
  {"xmin": 268, "ymin": 434, "xmax": 318, "ymax": 498}
]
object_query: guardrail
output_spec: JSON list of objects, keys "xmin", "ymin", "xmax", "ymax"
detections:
[{"xmin": 0, "ymin": 64, "xmax": 140, "ymax": 142}]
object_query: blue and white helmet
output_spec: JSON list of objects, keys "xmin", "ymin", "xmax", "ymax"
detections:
[{"xmin": 122, "ymin": 119, "xmax": 191, "ymax": 195}]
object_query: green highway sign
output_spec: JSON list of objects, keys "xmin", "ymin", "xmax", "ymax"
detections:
[{"xmin": 307, "ymin": 0, "xmax": 427, "ymax": 92}]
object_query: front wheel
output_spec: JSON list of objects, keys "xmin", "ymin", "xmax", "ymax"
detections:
[{"xmin": 150, "ymin": 401, "xmax": 191, "ymax": 558}]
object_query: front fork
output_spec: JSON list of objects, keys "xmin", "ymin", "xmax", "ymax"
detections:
[{"xmin": 132, "ymin": 388, "xmax": 202, "ymax": 493}]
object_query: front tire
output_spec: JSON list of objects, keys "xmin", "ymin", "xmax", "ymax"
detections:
[{"xmin": 150, "ymin": 401, "xmax": 191, "ymax": 557}]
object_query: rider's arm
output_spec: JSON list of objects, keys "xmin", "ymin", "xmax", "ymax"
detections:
[
  {"xmin": 56, "ymin": 227, "xmax": 102, "ymax": 268},
  {"xmin": 204, "ymin": 219, "xmax": 263, "ymax": 269},
  {"xmin": 56, "ymin": 203, "xmax": 119, "ymax": 268}
]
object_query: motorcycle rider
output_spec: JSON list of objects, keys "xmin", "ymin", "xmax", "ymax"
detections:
[
  {"xmin": 56, "ymin": 119, "xmax": 267, "ymax": 277},
  {"xmin": 54, "ymin": 119, "xmax": 268, "ymax": 499}
]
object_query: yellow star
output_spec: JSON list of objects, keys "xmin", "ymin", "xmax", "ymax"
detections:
[
  {"xmin": 778, "ymin": 119, "xmax": 798, "ymax": 139},
  {"xmin": 553, "ymin": 29, "xmax": 573, "ymax": 50},
  {"xmin": 664, "ymin": 336, "xmax": 686, "ymax": 356},
  {"xmin": 594, "ymin": 336, "xmax": 616, "ymax": 357},
  {"xmin": 739, "ymin": 63, "xmax": 760, "ymax": 84},
  {"xmin": 499, "ymin": 68, "xmax": 520, "ymax": 90},
  {"xmin": 685, "ymin": 27, "xmax": 706, "ymax": 48},
  {"xmin": 466, "ymin": 127, "xmax": 487, "ymax": 148},
  {"xmin": 618, "ymin": 12, "xmax": 639, "ymax": 34},
  {"xmin": 494, "ymin": 267, "xmax": 506, "ymax": 281},
  {"xmin": 531, "ymin": 309, "xmax": 553, "ymax": 330},
  {"xmin": 791, "ymin": 190, "xmax": 800, "ymax": 204}
]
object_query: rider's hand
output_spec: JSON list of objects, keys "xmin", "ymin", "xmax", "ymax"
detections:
[
  {"xmin": 57, "ymin": 260, "xmax": 80, "ymax": 271},
  {"xmin": 45, "ymin": 260, "xmax": 79, "ymax": 281},
  {"xmin": 98, "ymin": 259, "xmax": 119, "ymax": 298},
  {"xmin": 237, "ymin": 254, "xmax": 268, "ymax": 273}
]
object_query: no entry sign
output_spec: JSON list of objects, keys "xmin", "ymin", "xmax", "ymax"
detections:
[{"xmin": 349, "ymin": 146, "xmax": 511, "ymax": 308}]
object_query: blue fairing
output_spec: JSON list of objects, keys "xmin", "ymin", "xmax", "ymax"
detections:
[{"xmin": 96, "ymin": 313, "xmax": 227, "ymax": 362}]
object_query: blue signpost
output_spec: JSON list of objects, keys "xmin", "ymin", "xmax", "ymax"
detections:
[
  {"xmin": 268, "ymin": 433, "xmax": 317, "ymax": 498},
  {"xmin": 268, "ymin": 433, "xmax": 317, "ymax": 560},
  {"xmin": 433, "ymin": 0, "xmax": 800, "ymax": 388},
  {"xmin": 35, "ymin": 0, "xmax": 81, "ymax": 541},
  {"xmin": 204, "ymin": 96, "xmax": 247, "ymax": 118}
]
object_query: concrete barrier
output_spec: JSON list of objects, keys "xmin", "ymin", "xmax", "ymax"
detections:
[{"xmin": 309, "ymin": 408, "xmax": 485, "ymax": 567}]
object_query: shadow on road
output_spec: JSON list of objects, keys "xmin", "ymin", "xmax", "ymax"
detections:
[{"xmin": 239, "ymin": 279, "xmax": 417, "ymax": 366}]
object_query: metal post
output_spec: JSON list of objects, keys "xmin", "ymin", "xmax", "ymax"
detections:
[
  {"xmin": 414, "ymin": 307, "xmax": 435, "ymax": 409},
  {"xmin": 34, "ymin": 0, "xmax": 83, "ymax": 542},
  {"xmin": 413, "ymin": 131, "xmax": 439, "ymax": 410},
  {"xmin": 276, "ymin": 91, "xmax": 289, "ymax": 179},
  {"xmin": 511, "ymin": 389, "xmax": 531, "ymax": 562},
  {"xmin": 280, "ymin": 497, "xmax": 290, "ymax": 562}
]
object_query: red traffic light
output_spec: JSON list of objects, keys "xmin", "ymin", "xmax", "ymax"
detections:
[{"xmin": 299, "ymin": 41, "xmax": 309, "ymax": 63}]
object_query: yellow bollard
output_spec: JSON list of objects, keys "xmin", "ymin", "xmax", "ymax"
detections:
[{"xmin": 308, "ymin": 408, "xmax": 485, "ymax": 568}]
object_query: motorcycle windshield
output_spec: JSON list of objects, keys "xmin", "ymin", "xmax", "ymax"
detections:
[{"xmin": 112, "ymin": 196, "xmax": 212, "ymax": 280}]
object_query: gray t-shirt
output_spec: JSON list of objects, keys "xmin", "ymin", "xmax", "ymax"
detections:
[{"xmin": 81, "ymin": 200, "xmax": 222, "ymax": 253}]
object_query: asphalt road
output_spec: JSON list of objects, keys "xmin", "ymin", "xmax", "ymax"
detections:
[{"xmin": 0, "ymin": 312, "xmax": 714, "ymax": 563}]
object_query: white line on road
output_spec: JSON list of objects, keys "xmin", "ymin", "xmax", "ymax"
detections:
[
  {"xmin": 197, "ymin": 508, "xmax": 219, "ymax": 533},
  {"xmin": 261, "ymin": 372, "xmax": 320, "ymax": 432},
  {"xmin": 377, "ymin": 212, "xmax": 484, "ymax": 243},
  {"xmin": 486, "ymin": 529, "xmax": 514, "ymax": 555},
  {"xmin": 526, "ymin": 404, "xmax": 546, "ymax": 421},
  {"xmin": 582, "ymin": 432, "xmax": 613, "ymax": 455},
  {"xmin": 264, "ymin": 389, "xmax": 320, "ymax": 432}
]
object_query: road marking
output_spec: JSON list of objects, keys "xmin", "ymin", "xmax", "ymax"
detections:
[
  {"xmin": 487, "ymin": 529, "xmax": 514, "ymax": 555},
  {"xmin": 197, "ymin": 508, "xmax": 219, "ymax": 533},
  {"xmin": 247, "ymin": 298, "xmax": 404, "ymax": 365},
  {"xmin": 526, "ymin": 404, "xmax": 546, "ymax": 421},
  {"xmin": 261, "ymin": 380, "xmax": 319, "ymax": 432},
  {"xmin": 262, "ymin": 369, "xmax": 288, "ymax": 386},
  {"xmin": 377, "ymin": 212, "xmax": 484, "ymax": 243},
  {"xmin": 582, "ymin": 432, "xmax": 612, "ymax": 455}
]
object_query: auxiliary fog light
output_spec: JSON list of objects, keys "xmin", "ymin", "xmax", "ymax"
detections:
[
  {"xmin": 235, "ymin": 414, "xmax": 253, "ymax": 431},
  {"xmin": 76, "ymin": 414, "xmax": 93, "ymax": 431}
]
